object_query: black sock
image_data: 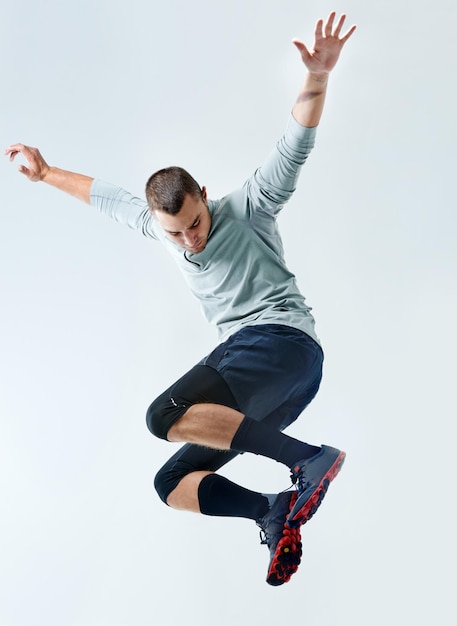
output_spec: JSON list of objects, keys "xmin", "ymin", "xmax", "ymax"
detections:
[
  {"xmin": 230, "ymin": 416, "xmax": 320, "ymax": 468},
  {"xmin": 198, "ymin": 473, "xmax": 270, "ymax": 521}
]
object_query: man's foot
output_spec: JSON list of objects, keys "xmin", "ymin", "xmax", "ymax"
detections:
[
  {"xmin": 287, "ymin": 445, "xmax": 346, "ymax": 528},
  {"xmin": 257, "ymin": 491, "xmax": 302, "ymax": 586}
]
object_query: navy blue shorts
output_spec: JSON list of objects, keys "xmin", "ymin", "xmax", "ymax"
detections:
[{"xmin": 146, "ymin": 324, "xmax": 323, "ymax": 502}]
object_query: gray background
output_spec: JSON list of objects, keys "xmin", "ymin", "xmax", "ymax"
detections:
[{"xmin": 1, "ymin": 0, "xmax": 456, "ymax": 624}]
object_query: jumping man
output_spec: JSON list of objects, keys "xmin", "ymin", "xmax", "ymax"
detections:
[{"xmin": 5, "ymin": 11, "xmax": 356, "ymax": 585}]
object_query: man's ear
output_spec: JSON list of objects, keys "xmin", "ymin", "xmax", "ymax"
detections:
[{"xmin": 201, "ymin": 186, "xmax": 207, "ymax": 202}]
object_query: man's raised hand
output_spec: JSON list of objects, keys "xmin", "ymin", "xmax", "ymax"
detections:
[
  {"xmin": 4, "ymin": 144, "xmax": 50, "ymax": 182},
  {"xmin": 293, "ymin": 12, "xmax": 356, "ymax": 75},
  {"xmin": 4, "ymin": 144, "xmax": 93, "ymax": 203}
]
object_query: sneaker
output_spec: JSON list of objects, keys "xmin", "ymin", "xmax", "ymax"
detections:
[
  {"xmin": 257, "ymin": 491, "xmax": 302, "ymax": 586},
  {"xmin": 287, "ymin": 445, "xmax": 346, "ymax": 528}
]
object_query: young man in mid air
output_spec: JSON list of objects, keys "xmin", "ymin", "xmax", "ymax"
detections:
[{"xmin": 6, "ymin": 12, "xmax": 356, "ymax": 585}]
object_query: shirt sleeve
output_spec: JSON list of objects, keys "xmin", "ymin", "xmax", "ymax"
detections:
[
  {"xmin": 244, "ymin": 115, "xmax": 317, "ymax": 215},
  {"xmin": 90, "ymin": 179, "xmax": 158, "ymax": 239}
]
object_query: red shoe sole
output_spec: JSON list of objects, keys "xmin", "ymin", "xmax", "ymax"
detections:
[{"xmin": 266, "ymin": 492, "xmax": 303, "ymax": 586}]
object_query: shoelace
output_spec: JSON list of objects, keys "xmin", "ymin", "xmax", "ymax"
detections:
[
  {"xmin": 290, "ymin": 467, "xmax": 308, "ymax": 492},
  {"xmin": 257, "ymin": 515, "xmax": 278, "ymax": 547},
  {"xmin": 258, "ymin": 529, "xmax": 269, "ymax": 546}
]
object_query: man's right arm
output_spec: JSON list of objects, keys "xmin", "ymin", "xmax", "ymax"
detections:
[
  {"xmin": 4, "ymin": 143, "xmax": 93, "ymax": 204},
  {"xmin": 5, "ymin": 142, "xmax": 157, "ymax": 238}
]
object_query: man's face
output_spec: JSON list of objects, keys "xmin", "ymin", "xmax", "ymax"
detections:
[{"xmin": 153, "ymin": 187, "xmax": 211, "ymax": 254}]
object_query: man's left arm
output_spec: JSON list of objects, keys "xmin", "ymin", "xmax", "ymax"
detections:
[
  {"xmin": 244, "ymin": 12, "xmax": 356, "ymax": 215},
  {"xmin": 291, "ymin": 12, "xmax": 356, "ymax": 128}
]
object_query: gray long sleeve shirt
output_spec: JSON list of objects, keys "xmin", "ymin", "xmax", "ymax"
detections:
[{"xmin": 90, "ymin": 115, "xmax": 320, "ymax": 345}]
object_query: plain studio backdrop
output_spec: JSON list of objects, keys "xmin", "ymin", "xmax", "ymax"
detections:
[{"xmin": 1, "ymin": 1, "xmax": 456, "ymax": 624}]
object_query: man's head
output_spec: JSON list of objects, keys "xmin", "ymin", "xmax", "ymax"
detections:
[{"xmin": 145, "ymin": 166, "xmax": 211, "ymax": 254}]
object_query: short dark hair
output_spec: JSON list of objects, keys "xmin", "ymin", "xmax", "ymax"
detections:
[{"xmin": 145, "ymin": 166, "xmax": 203, "ymax": 214}]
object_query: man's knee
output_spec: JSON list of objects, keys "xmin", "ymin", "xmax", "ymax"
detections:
[
  {"xmin": 153, "ymin": 456, "xmax": 195, "ymax": 504},
  {"xmin": 154, "ymin": 464, "xmax": 171, "ymax": 504},
  {"xmin": 146, "ymin": 392, "xmax": 186, "ymax": 441},
  {"xmin": 146, "ymin": 364, "xmax": 239, "ymax": 441}
]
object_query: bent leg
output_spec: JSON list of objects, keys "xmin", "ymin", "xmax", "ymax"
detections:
[
  {"xmin": 149, "ymin": 364, "xmax": 245, "ymax": 512},
  {"xmin": 155, "ymin": 443, "xmax": 270, "ymax": 520}
]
